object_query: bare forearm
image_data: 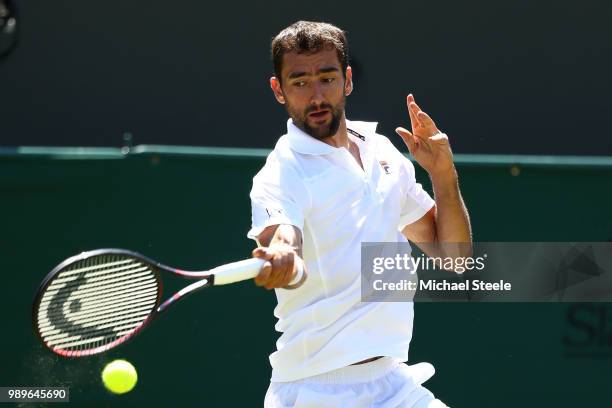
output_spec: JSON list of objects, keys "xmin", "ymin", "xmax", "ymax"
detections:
[{"xmin": 431, "ymin": 169, "xmax": 472, "ymax": 255}]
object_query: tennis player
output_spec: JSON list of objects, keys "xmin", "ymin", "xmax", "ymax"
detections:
[{"xmin": 249, "ymin": 21, "xmax": 471, "ymax": 407}]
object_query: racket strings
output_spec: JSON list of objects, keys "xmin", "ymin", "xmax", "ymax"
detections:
[
  {"xmin": 45, "ymin": 267, "xmax": 152, "ymax": 294},
  {"xmin": 41, "ymin": 260, "xmax": 150, "ymax": 291},
  {"xmin": 36, "ymin": 254, "xmax": 160, "ymax": 353},
  {"xmin": 38, "ymin": 294, "xmax": 158, "ymax": 333},
  {"xmin": 39, "ymin": 270, "xmax": 155, "ymax": 306},
  {"xmin": 38, "ymin": 281, "xmax": 157, "ymax": 319},
  {"xmin": 42, "ymin": 314, "xmax": 153, "ymax": 342}
]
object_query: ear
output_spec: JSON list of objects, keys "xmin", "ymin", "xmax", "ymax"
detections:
[
  {"xmin": 270, "ymin": 77, "xmax": 285, "ymax": 104},
  {"xmin": 344, "ymin": 66, "xmax": 353, "ymax": 96}
]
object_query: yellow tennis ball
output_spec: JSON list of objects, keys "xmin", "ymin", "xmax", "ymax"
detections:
[{"xmin": 101, "ymin": 359, "xmax": 138, "ymax": 394}]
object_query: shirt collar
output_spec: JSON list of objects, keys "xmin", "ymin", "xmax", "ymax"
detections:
[{"xmin": 286, "ymin": 118, "xmax": 379, "ymax": 155}]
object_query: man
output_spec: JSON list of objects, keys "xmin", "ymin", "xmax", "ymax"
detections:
[{"xmin": 248, "ymin": 21, "xmax": 471, "ymax": 407}]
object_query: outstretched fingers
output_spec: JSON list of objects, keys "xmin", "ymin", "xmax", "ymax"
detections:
[
  {"xmin": 406, "ymin": 94, "xmax": 421, "ymax": 132},
  {"xmin": 408, "ymin": 94, "xmax": 439, "ymax": 134},
  {"xmin": 395, "ymin": 127, "xmax": 418, "ymax": 155}
]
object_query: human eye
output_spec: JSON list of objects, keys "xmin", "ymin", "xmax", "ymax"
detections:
[{"xmin": 321, "ymin": 77, "xmax": 336, "ymax": 83}]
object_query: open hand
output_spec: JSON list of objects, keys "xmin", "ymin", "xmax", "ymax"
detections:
[{"xmin": 395, "ymin": 94, "xmax": 455, "ymax": 177}]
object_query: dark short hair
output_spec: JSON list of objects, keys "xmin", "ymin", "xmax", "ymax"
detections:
[{"xmin": 271, "ymin": 21, "xmax": 349, "ymax": 83}]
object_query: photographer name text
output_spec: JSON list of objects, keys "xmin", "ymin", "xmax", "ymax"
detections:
[{"xmin": 372, "ymin": 279, "xmax": 511, "ymax": 292}]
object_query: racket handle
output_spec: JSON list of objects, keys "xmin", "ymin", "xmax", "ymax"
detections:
[
  {"xmin": 212, "ymin": 258, "xmax": 265, "ymax": 285},
  {"xmin": 212, "ymin": 257, "xmax": 305, "ymax": 286}
]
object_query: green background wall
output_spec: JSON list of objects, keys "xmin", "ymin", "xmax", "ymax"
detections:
[{"xmin": 1, "ymin": 147, "xmax": 611, "ymax": 406}]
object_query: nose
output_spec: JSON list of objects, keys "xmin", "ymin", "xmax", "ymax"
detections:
[{"xmin": 309, "ymin": 82, "xmax": 325, "ymax": 106}]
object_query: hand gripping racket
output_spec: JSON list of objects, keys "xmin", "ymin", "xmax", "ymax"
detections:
[{"xmin": 33, "ymin": 248, "xmax": 303, "ymax": 357}]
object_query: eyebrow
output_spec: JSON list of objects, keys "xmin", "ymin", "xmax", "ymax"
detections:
[{"xmin": 288, "ymin": 66, "xmax": 340, "ymax": 80}]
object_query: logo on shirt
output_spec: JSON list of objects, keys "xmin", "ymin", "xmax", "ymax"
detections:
[
  {"xmin": 347, "ymin": 128, "xmax": 366, "ymax": 141},
  {"xmin": 379, "ymin": 160, "xmax": 392, "ymax": 174},
  {"xmin": 265, "ymin": 208, "xmax": 284, "ymax": 218}
]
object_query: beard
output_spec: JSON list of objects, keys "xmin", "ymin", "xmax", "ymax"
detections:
[{"xmin": 286, "ymin": 98, "xmax": 345, "ymax": 140}]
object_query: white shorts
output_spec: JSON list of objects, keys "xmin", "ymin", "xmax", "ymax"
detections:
[{"xmin": 264, "ymin": 358, "xmax": 449, "ymax": 408}]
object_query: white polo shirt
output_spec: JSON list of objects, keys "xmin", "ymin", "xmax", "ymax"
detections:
[{"xmin": 248, "ymin": 119, "xmax": 435, "ymax": 382}]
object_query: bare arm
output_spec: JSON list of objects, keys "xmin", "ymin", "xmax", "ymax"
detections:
[
  {"xmin": 252, "ymin": 224, "xmax": 306, "ymax": 289},
  {"xmin": 396, "ymin": 94, "xmax": 472, "ymax": 259},
  {"xmin": 402, "ymin": 170, "xmax": 472, "ymax": 258}
]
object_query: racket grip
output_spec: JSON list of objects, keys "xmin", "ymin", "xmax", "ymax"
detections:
[
  {"xmin": 212, "ymin": 257, "xmax": 305, "ymax": 286},
  {"xmin": 212, "ymin": 258, "xmax": 265, "ymax": 285}
]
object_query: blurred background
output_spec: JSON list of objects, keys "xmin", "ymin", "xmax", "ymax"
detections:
[
  {"xmin": 1, "ymin": 0, "xmax": 611, "ymax": 154},
  {"xmin": 1, "ymin": 0, "xmax": 611, "ymax": 406}
]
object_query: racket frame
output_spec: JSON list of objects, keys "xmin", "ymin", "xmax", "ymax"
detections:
[{"xmin": 32, "ymin": 248, "xmax": 215, "ymax": 357}]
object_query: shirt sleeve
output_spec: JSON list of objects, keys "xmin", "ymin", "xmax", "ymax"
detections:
[
  {"xmin": 397, "ymin": 155, "xmax": 435, "ymax": 230},
  {"xmin": 247, "ymin": 153, "xmax": 309, "ymax": 241}
]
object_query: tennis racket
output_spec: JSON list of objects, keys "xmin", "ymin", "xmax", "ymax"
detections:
[{"xmin": 33, "ymin": 248, "xmax": 303, "ymax": 357}]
